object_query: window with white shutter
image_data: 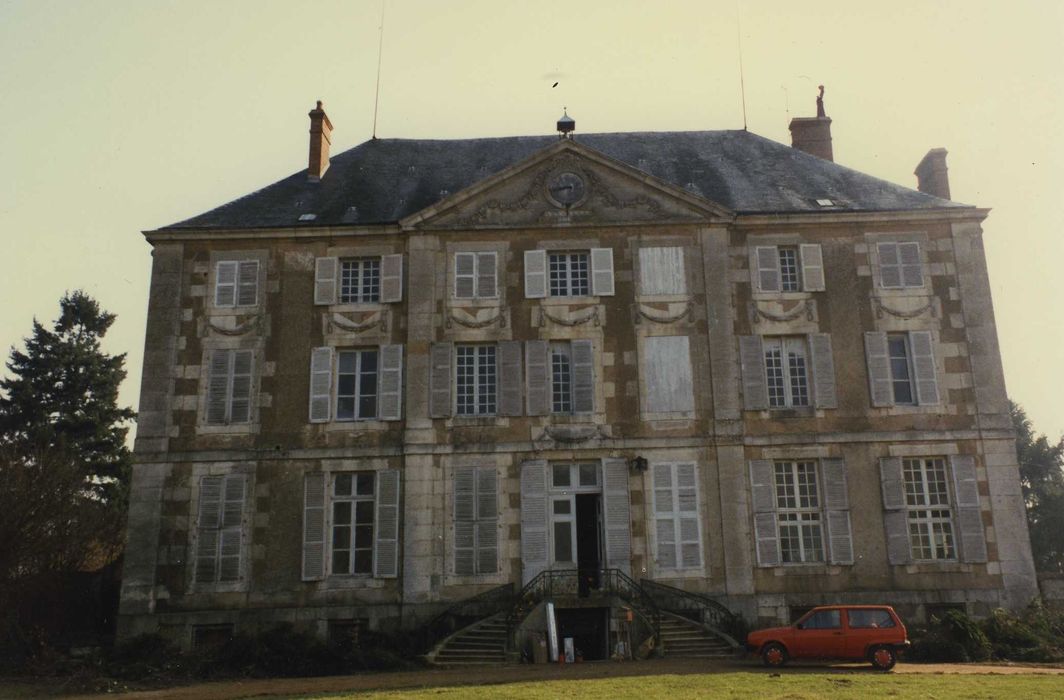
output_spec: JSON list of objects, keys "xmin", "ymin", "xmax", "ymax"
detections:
[
  {"xmin": 549, "ymin": 340, "xmax": 595, "ymax": 414},
  {"xmin": 194, "ymin": 474, "xmax": 247, "ymax": 585},
  {"xmin": 453, "ymin": 467, "xmax": 498, "ymax": 576},
  {"xmin": 454, "ymin": 252, "xmax": 499, "ymax": 300},
  {"xmin": 314, "ymin": 255, "xmax": 403, "ymax": 304},
  {"xmin": 642, "ymin": 335, "xmax": 695, "ymax": 414},
  {"xmin": 214, "ymin": 260, "xmax": 259, "ymax": 308},
  {"xmin": 638, "ymin": 247, "xmax": 685, "ymax": 296},
  {"xmin": 320, "ymin": 470, "xmax": 401, "ymax": 578},
  {"xmin": 763, "ymin": 337, "xmax": 810, "ymax": 408},
  {"xmin": 865, "ymin": 332, "xmax": 939, "ymax": 407},
  {"xmin": 204, "ymin": 349, "xmax": 254, "ymax": 425},
  {"xmin": 650, "ymin": 462, "xmax": 703, "ymax": 572},
  {"xmin": 308, "ymin": 345, "xmax": 404, "ymax": 423},
  {"xmin": 456, "ymin": 345, "xmax": 497, "ymax": 416},
  {"xmin": 752, "ymin": 244, "xmax": 825, "ymax": 292},
  {"xmin": 902, "ymin": 457, "xmax": 957, "ymax": 561}
]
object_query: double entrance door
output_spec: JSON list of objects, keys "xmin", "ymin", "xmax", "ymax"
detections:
[{"xmin": 549, "ymin": 463, "xmax": 604, "ymax": 595}]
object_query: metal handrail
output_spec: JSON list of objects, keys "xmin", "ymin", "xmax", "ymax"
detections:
[
  {"xmin": 419, "ymin": 582, "xmax": 514, "ymax": 654},
  {"xmin": 639, "ymin": 579, "xmax": 743, "ymax": 646}
]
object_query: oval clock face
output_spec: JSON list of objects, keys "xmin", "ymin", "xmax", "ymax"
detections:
[{"xmin": 546, "ymin": 171, "xmax": 586, "ymax": 207}]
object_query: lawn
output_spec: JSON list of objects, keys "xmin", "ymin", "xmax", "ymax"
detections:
[{"xmin": 304, "ymin": 671, "xmax": 1064, "ymax": 700}]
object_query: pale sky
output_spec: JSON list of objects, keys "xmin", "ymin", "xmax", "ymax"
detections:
[{"xmin": 1, "ymin": 0, "xmax": 1062, "ymax": 438}]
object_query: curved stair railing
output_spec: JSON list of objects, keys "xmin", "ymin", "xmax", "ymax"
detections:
[
  {"xmin": 639, "ymin": 579, "xmax": 743, "ymax": 648},
  {"xmin": 507, "ymin": 569, "xmax": 661, "ymax": 651},
  {"xmin": 419, "ymin": 582, "xmax": 514, "ymax": 654}
]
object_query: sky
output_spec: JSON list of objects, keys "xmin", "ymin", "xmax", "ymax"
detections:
[{"xmin": 1, "ymin": 0, "xmax": 1062, "ymax": 438}]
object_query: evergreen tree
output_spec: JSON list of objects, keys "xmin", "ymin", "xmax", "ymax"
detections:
[
  {"xmin": 0, "ymin": 291, "xmax": 135, "ymax": 506},
  {"xmin": 1011, "ymin": 401, "xmax": 1064, "ymax": 572}
]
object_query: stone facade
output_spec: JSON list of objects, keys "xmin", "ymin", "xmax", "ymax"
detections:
[{"xmin": 118, "ymin": 110, "xmax": 1037, "ymax": 649}]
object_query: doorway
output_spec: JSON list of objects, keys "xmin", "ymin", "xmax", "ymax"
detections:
[
  {"xmin": 556, "ymin": 607, "xmax": 609, "ymax": 661},
  {"xmin": 576, "ymin": 493, "xmax": 603, "ymax": 595}
]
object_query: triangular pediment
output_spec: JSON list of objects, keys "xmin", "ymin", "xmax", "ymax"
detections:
[{"xmin": 400, "ymin": 139, "xmax": 733, "ymax": 230}]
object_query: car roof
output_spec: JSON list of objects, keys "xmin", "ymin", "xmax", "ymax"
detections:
[{"xmin": 809, "ymin": 605, "xmax": 895, "ymax": 610}]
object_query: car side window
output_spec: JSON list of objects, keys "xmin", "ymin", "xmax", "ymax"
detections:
[
  {"xmin": 848, "ymin": 609, "xmax": 895, "ymax": 629},
  {"xmin": 802, "ymin": 610, "xmax": 841, "ymax": 629}
]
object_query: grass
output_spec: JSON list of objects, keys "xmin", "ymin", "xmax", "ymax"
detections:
[{"xmin": 302, "ymin": 671, "xmax": 1064, "ymax": 700}]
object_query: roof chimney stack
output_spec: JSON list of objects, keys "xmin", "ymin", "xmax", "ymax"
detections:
[
  {"xmin": 308, "ymin": 100, "xmax": 333, "ymax": 182},
  {"xmin": 788, "ymin": 85, "xmax": 834, "ymax": 162},
  {"xmin": 914, "ymin": 148, "xmax": 951, "ymax": 200}
]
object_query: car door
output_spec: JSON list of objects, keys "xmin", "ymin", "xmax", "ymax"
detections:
[{"xmin": 793, "ymin": 609, "xmax": 844, "ymax": 658}]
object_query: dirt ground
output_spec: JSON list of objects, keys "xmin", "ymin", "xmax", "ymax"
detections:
[{"xmin": 54, "ymin": 658, "xmax": 1064, "ymax": 700}]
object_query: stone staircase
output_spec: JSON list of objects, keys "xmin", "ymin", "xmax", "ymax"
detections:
[
  {"xmin": 659, "ymin": 611, "xmax": 736, "ymax": 658},
  {"xmin": 428, "ymin": 613, "xmax": 508, "ymax": 666}
]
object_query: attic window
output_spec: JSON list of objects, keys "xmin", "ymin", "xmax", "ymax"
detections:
[
  {"xmin": 298, "ymin": 214, "xmax": 317, "ymax": 222},
  {"xmin": 815, "ymin": 199, "xmax": 836, "ymax": 207}
]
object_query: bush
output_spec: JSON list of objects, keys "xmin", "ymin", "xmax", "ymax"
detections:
[
  {"xmin": 907, "ymin": 610, "xmax": 990, "ymax": 663},
  {"xmin": 979, "ymin": 603, "xmax": 1064, "ymax": 663},
  {"xmin": 106, "ymin": 633, "xmax": 181, "ymax": 680}
]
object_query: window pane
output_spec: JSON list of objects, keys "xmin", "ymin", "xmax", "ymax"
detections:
[
  {"xmin": 353, "ymin": 549, "xmax": 373, "ymax": 574},
  {"xmin": 355, "ymin": 500, "xmax": 375, "ymax": 524},
  {"xmin": 553, "ymin": 499, "xmax": 572, "ymax": 515},
  {"xmin": 552, "ymin": 464, "xmax": 571, "ymax": 488},
  {"xmin": 332, "ymin": 525, "xmax": 351, "ymax": 549},
  {"xmin": 553, "ymin": 522, "xmax": 573, "ymax": 562},
  {"xmin": 779, "ymin": 248, "xmax": 800, "ymax": 292},
  {"xmin": 354, "ymin": 524, "xmax": 374, "ymax": 549},
  {"xmin": 356, "ymin": 473, "xmax": 375, "ymax": 496},
  {"xmin": 551, "ymin": 345, "xmax": 572, "ymax": 413},
  {"xmin": 549, "ymin": 253, "xmax": 568, "ymax": 296},
  {"xmin": 456, "ymin": 346, "xmax": 475, "ymax": 415},
  {"xmin": 332, "ymin": 550, "xmax": 350, "ymax": 574},
  {"xmin": 765, "ymin": 343, "xmax": 785, "ymax": 407},
  {"xmin": 569, "ymin": 254, "xmax": 590, "ymax": 296},
  {"xmin": 786, "ymin": 341, "xmax": 809, "ymax": 407},
  {"xmin": 578, "ymin": 463, "xmax": 598, "ymax": 487},
  {"xmin": 334, "ymin": 474, "xmax": 353, "ymax": 496},
  {"xmin": 333, "ymin": 501, "xmax": 352, "ymax": 525},
  {"xmin": 806, "ymin": 610, "xmax": 841, "ymax": 629}
]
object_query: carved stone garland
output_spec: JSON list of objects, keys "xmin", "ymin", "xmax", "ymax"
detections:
[
  {"xmin": 447, "ymin": 307, "xmax": 508, "ymax": 329},
  {"xmin": 539, "ymin": 306, "xmax": 600, "ymax": 327},
  {"xmin": 873, "ymin": 296, "xmax": 936, "ymax": 319},
  {"xmin": 206, "ymin": 314, "xmax": 261, "ymax": 337},
  {"xmin": 328, "ymin": 309, "xmax": 388, "ymax": 333},
  {"xmin": 750, "ymin": 299, "xmax": 815, "ymax": 324},
  {"xmin": 633, "ymin": 300, "xmax": 693, "ymax": 325}
]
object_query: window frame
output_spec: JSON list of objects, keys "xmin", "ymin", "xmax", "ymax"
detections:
[
  {"xmin": 773, "ymin": 460, "xmax": 825, "ymax": 564},
  {"xmin": 763, "ymin": 336, "xmax": 811, "ymax": 409},
  {"xmin": 777, "ymin": 246, "xmax": 801, "ymax": 292},
  {"xmin": 204, "ymin": 348, "xmax": 255, "ymax": 426},
  {"xmin": 335, "ymin": 348, "xmax": 380, "ymax": 421},
  {"xmin": 903, "ymin": 457, "xmax": 957, "ymax": 562},
  {"xmin": 547, "ymin": 462, "xmax": 599, "ymax": 568},
  {"xmin": 886, "ymin": 334, "xmax": 917, "ymax": 406},
  {"xmin": 455, "ymin": 344, "xmax": 498, "ymax": 416},
  {"xmin": 338, "ymin": 257, "xmax": 382, "ymax": 304},
  {"xmin": 548, "ymin": 251, "xmax": 591, "ymax": 298},
  {"xmin": 453, "ymin": 251, "xmax": 499, "ymax": 300},
  {"xmin": 214, "ymin": 260, "xmax": 259, "ymax": 309},
  {"xmin": 329, "ymin": 472, "xmax": 377, "ymax": 576}
]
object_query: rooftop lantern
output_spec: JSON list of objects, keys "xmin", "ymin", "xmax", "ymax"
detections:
[{"xmin": 556, "ymin": 109, "xmax": 575, "ymax": 138}]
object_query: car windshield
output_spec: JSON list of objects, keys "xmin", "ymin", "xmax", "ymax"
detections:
[
  {"xmin": 799, "ymin": 609, "xmax": 841, "ymax": 629},
  {"xmin": 848, "ymin": 609, "xmax": 895, "ymax": 628}
]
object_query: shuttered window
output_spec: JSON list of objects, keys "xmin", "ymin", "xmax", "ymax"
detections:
[
  {"xmin": 316, "ymin": 470, "xmax": 402, "ymax": 578},
  {"xmin": 331, "ymin": 472, "xmax": 376, "ymax": 575},
  {"xmin": 315, "ymin": 255, "xmax": 403, "ymax": 304},
  {"xmin": 454, "ymin": 252, "xmax": 498, "ymax": 299},
  {"xmin": 638, "ymin": 247, "xmax": 685, "ymax": 295},
  {"xmin": 205, "ymin": 349, "xmax": 254, "ymax": 425},
  {"xmin": 453, "ymin": 467, "xmax": 498, "ymax": 575},
  {"xmin": 456, "ymin": 345, "xmax": 497, "ymax": 416},
  {"xmin": 643, "ymin": 336, "xmax": 695, "ymax": 414},
  {"xmin": 753, "ymin": 244, "xmax": 825, "ymax": 292},
  {"xmin": 764, "ymin": 337, "xmax": 809, "ymax": 408},
  {"xmin": 336, "ymin": 350, "xmax": 378, "ymax": 420},
  {"xmin": 878, "ymin": 242, "xmax": 923, "ymax": 289},
  {"xmin": 865, "ymin": 332, "xmax": 939, "ymax": 407},
  {"xmin": 651, "ymin": 462, "xmax": 703, "ymax": 571},
  {"xmin": 214, "ymin": 260, "xmax": 259, "ymax": 308},
  {"xmin": 549, "ymin": 252, "xmax": 590, "ymax": 297},
  {"xmin": 774, "ymin": 461, "xmax": 824, "ymax": 563},
  {"xmin": 309, "ymin": 345, "xmax": 403, "ymax": 423},
  {"xmin": 903, "ymin": 458, "xmax": 956, "ymax": 561},
  {"xmin": 549, "ymin": 340, "xmax": 594, "ymax": 414},
  {"xmin": 194, "ymin": 474, "xmax": 247, "ymax": 585}
]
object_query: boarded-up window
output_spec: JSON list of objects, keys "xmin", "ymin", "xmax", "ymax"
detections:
[
  {"xmin": 205, "ymin": 349, "xmax": 254, "ymax": 425},
  {"xmin": 194, "ymin": 474, "xmax": 247, "ymax": 585},
  {"xmin": 638, "ymin": 247, "xmax": 686, "ymax": 295},
  {"xmin": 643, "ymin": 336, "xmax": 695, "ymax": 414},
  {"xmin": 453, "ymin": 467, "xmax": 498, "ymax": 575},
  {"xmin": 651, "ymin": 462, "xmax": 703, "ymax": 571}
]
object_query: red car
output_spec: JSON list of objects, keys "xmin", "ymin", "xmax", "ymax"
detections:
[{"xmin": 745, "ymin": 605, "xmax": 910, "ymax": 671}]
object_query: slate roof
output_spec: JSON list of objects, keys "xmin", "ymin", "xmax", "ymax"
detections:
[{"xmin": 161, "ymin": 130, "xmax": 968, "ymax": 230}]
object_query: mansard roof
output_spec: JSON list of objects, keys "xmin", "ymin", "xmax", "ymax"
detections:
[{"xmin": 161, "ymin": 129, "xmax": 968, "ymax": 230}]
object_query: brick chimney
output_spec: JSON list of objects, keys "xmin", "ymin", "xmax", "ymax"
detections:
[
  {"xmin": 788, "ymin": 85, "xmax": 834, "ymax": 162},
  {"xmin": 308, "ymin": 100, "xmax": 333, "ymax": 182},
  {"xmin": 914, "ymin": 148, "xmax": 951, "ymax": 200}
]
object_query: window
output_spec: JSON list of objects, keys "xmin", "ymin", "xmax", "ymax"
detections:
[
  {"xmin": 642, "ymin": 336, "xmax": 695, "ymax": 414},
  {"xmin": 214, "ymin": 260, "xmax": 258, "ymax": 308},
  {"xmin": 456, "ymin": 345, "xmax": 497, "ymax": 416},
  {"xmin": 548, "ymin": 463, "xmax": 600, "ymax": 566},
  {"xmin": 848, "ymin": 609, "xmax": 896, "ymax": 629},
  {"xmin": 764, "ymin": 337, "xmax": 810, "ymax": 408},
  {"xmin": 753, "ymin": 244, "xmax": 824, "ymax": 292},
  {"xmin": 339, "ymin": 258, "xmax": 381, "ymax": 303},
  {"xmin": 205, "ymin": 349, "xmax": 254, "ymax": 425},
  {"xmin": 903, "ymin": 457, "xmax": 956, "ymax": 561},
  {"xmin": 552, "ymin": 498, "xmax": 575, "ymax": 563},
  {"xmin": 309, "ymin": 345, "xmax": 403, "ymax": 423},
  {"xmin": 454, "ymin": 252, "xmax": 498, "ymax": 299},
  {"xmin": 801, "ymin": 609, "xmax": 841, "ymax": 629},
  {"xmin": 638, "ymin": 247, "xmax": 686, "ymax": 296},
  {"xmin": 887, "ymin": 334, "xmax": 916, "ymax": 405},
  {"xmin": 549, "ymin": 252, "xmax": 590, "ymax": 297},
  {"xmin": 774, "ymin": 461, "xmax": 824, "ymax": 563},
  {"xmin": 314, "ymin": 255, "xmax": 403, "ymax": 305},
  {"xmin": 453, "ymin": 467, "xmax": 498, "ymax": 575},
  {"xmin": 194, "ymin": 474, "xmax": 246, "ymax": 584},
  {"xmin": 651, "ymin": 462, "xmax": 703, "ymax": 570},
  {"xmin": 330, "ymin": 473, "xmax": 376, "ymax": 575},
  {"xmin": 878, "ymin": 242, "xmax": 923, "ymax": 288},
  {"xmin": 550, "ymin": 343, "xmax": 573, "ymax": 413},
  {"xmin": 336, "ymin": 350, "xmax": 378, "ymax": 420}
]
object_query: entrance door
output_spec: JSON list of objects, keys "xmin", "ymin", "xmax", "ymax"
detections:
[{"xmin": 576, "ymin": 493, "xmax": 603, "ymax": 594}]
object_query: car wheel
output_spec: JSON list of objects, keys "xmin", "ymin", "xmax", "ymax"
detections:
[
  {"xmin": 761, "ymin": 642, "xmax": 788, "ymax": 668},
  {"xmin": 869, "ymin": 645, "xmax": 897, "ymax": 671}
]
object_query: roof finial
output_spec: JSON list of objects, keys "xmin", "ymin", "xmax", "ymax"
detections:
[
  {"xmin": 557, "ymin": 108, "xmax": 575, "ymax": 138},
  {"xmin": 816, "ymin": 85, "xmax": 826, "ymax": 118}
]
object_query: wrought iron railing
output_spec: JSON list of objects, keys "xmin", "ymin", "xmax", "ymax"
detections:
[
  {"xmin": 639, "ymin": 579, "xmax": 744, "ymax": 646},
  {"xmin": 506, "ymin": 568, "xmax": 661, "ymax": 650},
  {"xmin": 419, "ymin": 582, "xmax": 514, "ymax": 654}
]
